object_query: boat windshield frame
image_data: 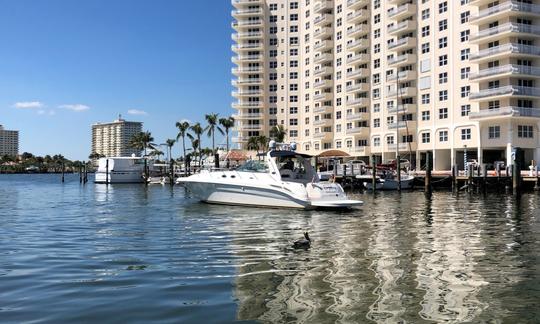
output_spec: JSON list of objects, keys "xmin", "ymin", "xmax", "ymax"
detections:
[{"xmin": 236, "ymin": 159, "xmax": 270, "ymax": 173}]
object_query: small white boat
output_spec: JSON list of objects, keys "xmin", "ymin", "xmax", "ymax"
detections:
[
  {"xmin": 178, "ymin": 142, "xmax": 363, "ymax": 209},
  {"xmin": 94, "ymin": 157, "xmax": 152, "ymax": 184},
  {"xmin": 363, "ymin": 173, "xmax": 415, "ymax": 190}
]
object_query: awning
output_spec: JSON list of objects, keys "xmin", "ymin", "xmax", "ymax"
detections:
[{"xmin": 317, "ymin": 150, "xmax": 350, "ymax": 158}]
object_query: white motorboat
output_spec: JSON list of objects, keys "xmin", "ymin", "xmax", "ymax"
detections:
[
  {"xmin": 94, "ymin": 157, "xmax": 152, "ymax": 184},
  {"xmin": 363, "ymin": 173, "xmax": 415, "ymax": 190},
  {"xmin": 179, "ymin": 142, "xmax": 363, "ymax": 209}
]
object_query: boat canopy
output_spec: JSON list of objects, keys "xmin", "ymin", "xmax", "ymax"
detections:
[{"xmin": 269, "ymin": 150, "xmax": 313, "ymax": 159}]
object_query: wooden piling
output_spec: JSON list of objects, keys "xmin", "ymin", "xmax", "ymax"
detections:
[
  {"xmin": 79, "ymin": 166, "xmax": 83, "ymax": 183},
  {"xmin": 425, "ymin": 151, "xmax": 432, "ymax": 192},
  {"xmin": 451, "ymin": 164, "xmax": 457, "ymax": 191},
  {"xmin": 371, "ymin": 155, "xmax": 377, "ymax": 193},
  {"xmin": 105, "ymin": 158, "xmax": 109, "ymax": 185},
  {"xmin": 513, "ymin": 163, "xmax": 521, "ymax": 194},
  {"xmin": 61, "ymin": 162, "xmax": 65, "ymax": 183}
]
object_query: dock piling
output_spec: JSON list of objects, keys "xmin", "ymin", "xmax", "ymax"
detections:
[
  {"xmin": 425, "ymin": 151, "xmax": 432, "ymax": 193},
  {"xmin": 61, "ymin": 162, "xmax": 65, "ymax": 183},
  {"xmin": 105, "ymin": 158, "xmax": 109, "ymax": 186},
  {"xmin": 371, "ymin": 155, "xmax": 377, "ymax": 193}
]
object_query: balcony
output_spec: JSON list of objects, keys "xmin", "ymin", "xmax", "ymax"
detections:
[
  {"xmin": 345, "ymin": 127, "xmax": 368, "ymax": 135},
  {"xmin": 347, "ymin": 38, "xmax": 369, "ymax": 51},
  {"xmin": 387, "ymin": 87, "xmax": 416, "ymax": 98},
  {"xmin": 313, "ymin": 132, "xmax": 331, "ymax": 139},
  {"xmin": 470, "ymin": 86, "xmax": 540, "ymax": 100},
  {"xmin": 470, "ymin": 23, "xmax": 540, "ymax": 43},
  {"xmin": 232, "ymin": 102, "xmax": 263, "ymax": 109},
  {"xmin": 347, "ymin": 97, "xmax": 369, "ymax": 107},
  {"xmin": 314, "ymin": 66, "xmax": 334, "ymax": 77},
  {"xmin": 314, "ymin": 52, "xmax": 333, "ymax": 64},
  {"xmin": 345, "ymin": 112, "xmax": 368, "ymax": 120},
  {"xmin": 387, "ymin": 3, "xmax": 416, "ymax": 20},
  {"xmin": 232, "ymin": 136, "xmax": 248, "ymax": 143},
  {"xmin": 314, "ymin": 0, "xmax": 333, "ymax": 14},
  {"xmin": 388, "ymin": 37, "xmax": 416, "ymax": 51},
  {"xmin": 387, "ymin": 70, "xmax": 417, "ymax": 82},
  {"xmin": 388, "ymin": 120, "xmax": 409, "ymax": 129},
  {"xmin": 314, "ymin": 40, "xmax": 333, "ymax": 51},
  {"xmin": 346, "ymin": 9, "xmax": 369, "ymax": 24},
  {"xmin": 238, "ymin": 124, "xmax": 263, "ymax": 130},
  {"xmin": 314, "ymin": 105, "xmax": 333, "ymax": 113},
  {"xmin": 231, "ymin": 43, "xmax": 263, "ymax": 52},
  {"xmin": 470, "ymin": 44, "xmax": 540, "ymax": 62},
  {"xmin": 346, "ymin": 68, "xmax": 368, "ymax": 79},
  {"xmin": 346, "ymin": 54, "xmax": 369, "ymax": 65},
  {"xmin": 231, "ymin": 8, "xmax": 263, "ymax": 17},
  {"xmin": 314, "ymin": 27, "xmax": 332, "ymax": 39},
  {"xmin": 231, "ymin": 19, "xmax": 263, "ymax": 30},
  {"xmin": 232, "ymin": 113, "xmax": 263, "ymax": 119},
  {"xmin": 469, "ymin": 65, "xmax": 540, "ymax": 81},
  {"xmin": 232, "ymin": 54, "xmax": 263, "ymax": 63},
  {"xmin": 231, "ymin": 90, "xmax": 263, "ymax": 97},
  {"xmin": 232, "ymin": 67, "xmax": 263, "ymax": 75},
  {"xmin": 232, "ymin": 0, "xmax": 263, "ymax": 8},
  {"xmin": 346, "ymin": 83, "xmax": 369, "ymax": 93},
  {"xmin": 314, "ymin": 79, "xmax": 333, "ymax": 89},
  {"xmin": 388, "ymin": 53, "xmax": 416, "ymax": 66},
  {"xmin": 388, "ymin": 20, "xmax": 416, "ymax": 35},
  {"xmin": 314, "ymin": 92, "xmax": 333, "ymax": 101},
  {"xmin": 469, "ymin": 106, "xmax": 540, "ymax": 120},
  {"xmin": 346, "ymin": 24, "xmax": 369, "ymax": 37},
  {"xmin": 231, "ymin": 78, "xmax": 263, "ymax": 86},
  {"xmin": 346, "ymin": 0, "xmax": 367, "ymax": 10},
  {"xmin": 388, "ymin": 104, "xmax": 416, "ymax": 114},
  {"xmin": 469, "ymin": 1, "xmax": 540, "ymax": 24},
  {"xmin": 314, "ymin": 14, "xmax": 333, "ymax": 26},
  {"xmin": 313, "ymin": 119, "xmax": 333, "ymax": 126},
  {"xmin": 350, "ymin": 146, "xmax": 370, "ymax": 156}
]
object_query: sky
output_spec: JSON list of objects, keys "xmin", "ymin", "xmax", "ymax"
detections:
[{"xmin": 0, "ymin": 0, "xmax": 235, "ymax": 160}]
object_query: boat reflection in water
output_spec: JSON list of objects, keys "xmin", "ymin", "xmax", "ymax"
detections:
[{"xmin": 227, "ymin": 192, "xmax": 536, "ymax": 323}]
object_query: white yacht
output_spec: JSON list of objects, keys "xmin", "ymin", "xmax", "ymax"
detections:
[
  {"xmin": 94, "ymin": 157, "xmax": 152, "ymax": 184},
  {"xmin": 362, "ymin": 173, "xmax": 415, "ymax": 190},
  {"xmin": 179, "ymin": 142, "xmax": 363, "ymax": 209}
]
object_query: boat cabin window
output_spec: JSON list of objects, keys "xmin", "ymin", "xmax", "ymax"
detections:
[
  {"xmin": 236, "ymin": 160, "xmax": 269, "ymax": 173},
  {"xmin": 277, "ymin": 155, "xmax": 311, "ymax": 180}
]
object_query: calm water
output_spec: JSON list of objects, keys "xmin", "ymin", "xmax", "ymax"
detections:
[{"xmin": 0, "ymin": 174, "xmax": 539, "ymax": 323}]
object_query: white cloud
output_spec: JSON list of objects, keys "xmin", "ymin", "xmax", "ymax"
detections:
[
  {"xmin": 127, "ymin": 109, "xmax": 148, "ymax": 115},
  {"xmin": 13, "ymin": 101, "xmax": 44, "ymax": 109},
  {"xmin": 37, "ymin": 110, "xmax": 46, "ymax": 115},
  {"xmin": 48, "ymin": 110, "xmax": 56, "ymax": 116},
  {"xmin": 59, "ymin": 104, "xmax": 90, "ymax": 112}
]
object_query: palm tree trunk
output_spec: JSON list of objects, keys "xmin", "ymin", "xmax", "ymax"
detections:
[{"xmin": 182, "ymin": 135, "xmax": 187, "ymax": 176}]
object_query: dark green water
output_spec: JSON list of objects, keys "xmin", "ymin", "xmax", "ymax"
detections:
[{"xmin": 0, "ymin": 174, "xmax": 539, "ymax": 323}]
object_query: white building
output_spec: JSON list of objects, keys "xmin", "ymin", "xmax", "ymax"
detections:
[
  {"xmin": 0, "ymin": 124, "xmax": 19, "ymax": 156},
  {"xmin": 91, "ymin": 116, "xmax": 143, "ymax": 158},
  {"xmin": 231, "ymin": 0, "xmax": 540, "ymax": 170}
]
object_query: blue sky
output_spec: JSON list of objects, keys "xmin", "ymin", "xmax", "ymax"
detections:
[{"xmin": 0, "ymin": 0, "xmax": 235, "ymax": 160}]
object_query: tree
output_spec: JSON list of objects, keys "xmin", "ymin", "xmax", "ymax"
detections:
[
  {"xmin": 129, "ymin": 131, "xmax": 156, "ymax": 157},
  {"xmin": 188, "ymin": 123, "xmax": 204, "ymax": 168},
  {"xmin": 205, "ymin": 113, "xmax": 224, "ymax": 155},
  {"xmin": 190, "ymin": 138, "xmax": 200, "ymax": 170},
  {"xmin": 257, "ymin": 135, "xmax": 269, "ymax": 153},
  {"xmin": 247, "ymin": 136, "xmax": 260, "ymax": 155},
  {"xmin": 270, "ymin": 125, "xmax": 287, "ymax": 143},
  {"xmin": 165, "ymin": 139, "xmax": 175, "ymax": 162},
  {"xmin": 175, "ymin": 120, "xmax": 190, "ymax": 176},
  {"xmin": 219, "ymin": 116, "xmax": 235, "ymax": 153}
]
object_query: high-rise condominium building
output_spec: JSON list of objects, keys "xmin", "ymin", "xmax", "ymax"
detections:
[
  {"xmin": 0, "ymin": 124, "xmax": 19, "ymax": 156},
  {"xmin": 231, "ymin": 0, "xmax": 540, "ymax": 170},
  {"xmin": 91, "ymin": 116, "xmax": 143, "ymax": 157}
]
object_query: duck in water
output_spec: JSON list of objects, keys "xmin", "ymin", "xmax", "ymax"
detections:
[{"xmin": 293, "ymin": 232, "xmax": 311, "ymax": 249}]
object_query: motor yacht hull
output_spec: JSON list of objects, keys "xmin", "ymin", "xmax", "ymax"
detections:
[
  {"xmin": 364, "ymin": 175, "xmax": 415, "ymax": 190},
  {"xmin": 94, "ymin": 171, "xmax": 144, "ymax": 184}
]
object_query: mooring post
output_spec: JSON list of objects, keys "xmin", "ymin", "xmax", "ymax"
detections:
[
  {"xmin": 482, "ymin": 164, "xmax": 488, "ymax": 193},
  {"xmin": 79, "ymin": 165, "xmax": 82, "ymax": 183},
  {"xmin": 170, "ymin": 159, "xmax": 175, "ymax": 186},
  {"xmin": 451, "ymin": 164, "xmax": 457, "ymax": 191},
  {"xmin": 425, "ymin": 151, "xmax": 432, "ymax": 193},
  {"xmin": 513, "ymin": 163, "xmax": 521, "ymax": 194},
  {"xmin": 61, "ymin": 162, "xmax": 65, "ymax": 183},
  {"xmin": 371, "ymin": 155, "xmax": 377, "ymax": 193},
  {"xmin": 467, "ymin": 164, "xmax": 473, "ymax": 192},
  {"xmin": 105, "ymin": 158, "xmax": 109, "ymax": 186}
]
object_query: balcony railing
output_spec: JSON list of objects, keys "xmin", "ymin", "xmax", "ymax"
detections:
[
  {"xmin": 346, "ymin": 39, "xmax": 368, "ymax": 50},
  {"xmin": 232, "ymin": 90, "xmax": 262, "ymax": 96},
  {"xmin": 232, "ymin": 55, "xmax": 263, "ymax": 62},
  {"xmin": 470, "ymin": 43, "xmax": 540, "ymax": 61},
  {"xmin": 346, "ymin": 24, "xmax": 368, "ymax": 37},
  {"xmin": 346, "ymin": 54, "xmax": 368, "ymax": 64},
  {"xmin": 346, "ymin": 69, "xmax": 367, "ymax": 79},
  {"xmin": 232, "ymin": 0, "xmax": 262, "ymax": 5},
  {"xmin": 387, "ymin": 121, "xmax": 408, "ymax": 129},
  {"xmin": 232, "ymin": 67, "xmax": 263, "ymax": 74},
  {"xmin": 388, "ymin": 53, "xmax": 415, "ymax": 65},
  {"xmin": 314, "ymin": 79, "xmax": 332, "ymax": 88},
  {"xmin": 345, "ymin": 112, "xmax": 366, "ymax": 120},
  {"xmin": 232, "ymin": 32, "xmax": 263, "ymax": 40},
  {"xmin": 387, "ymin": 20, "xmax": 414, "ymax": 34},
  {"xmin": 388, "ymin": 104, "xmax": 415, "ymax": 113},
  {"xmin": 469, "ymin": 64, "xmax": 540, "ymax": 80},
  {"xmin": 314, "ymin": 105, "xmax": 332, "ymax": 113},
  {"xmin": 387, "ymin": 70, "xmax": 416, "ymax": 82},
  {"xmin": 346, "ymin": 9, "xmax": 368, "ymax": 23},
  {"xmin": 231, "ymin": 20, "xmax": 263, "ymax": 28},
  {"xmin": 313, "ymin": 119, "xmax": 332, "ymax": 126},
  {"xmin": 314, "ymin": 92, "xmax": 332, "ymax": 101},
  {"xmin": 232, "ymin": 78, "xmax": 263, "ymax": 85},
  {"xmin": 314, "ymin": 66, "xmax": 333, "ymax": 76},
  {"xmin": 471, "ymin": 23, "xmax": 540, "ymax": 41},
  {"xmin": 347, "ymin": 98, "xmax": 368, "ymax": 106},
  {"xmin": 313, "ymin": 132, "xmax": 330, "ymax": 138},
  {"xmin": 470, "ymin": 86, "xmax": 540, "ymax": 100},
  {"xmin": 388, "ymin": 37, "xmax": 415, "ymax": 50},
  {"xmin": 232, "ymin": 113, "xmax": 263, "ymax": 119},
  {"xmin": 387, "ymin": 3, "xmax": 415, "ymax": 19},
  {"xmin": 346, "ymin": 83, "xmax": 368, "ymax": 92},
  {"xmin": 238, "ymin": 124, "xmax": 263, "ymax": 130},
  {"xmin": 231, "ymin": 8, "xmax": 263, "ymax": 16},
  {"xmin": 469, "ymin": 106, "xmax": 540, "ymax": 119},
  {"xmin": 232, "ymin": 102, "xmax": 263, "ymax": 108},
  {"xmin": 345, "ymin": 127, "xmax": 367, "ymax": 134},
  {"xmin": 470, "ymin": 1, "xmax": 540, "ymax": 22},
  {"xmin": 346, "ymin": 0, "xmax": 366, "ymax": 8}
]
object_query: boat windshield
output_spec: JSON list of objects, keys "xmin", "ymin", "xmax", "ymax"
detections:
[{"xmin": 236, "ymin": 160, "xmax": 269, "ymax": 173}]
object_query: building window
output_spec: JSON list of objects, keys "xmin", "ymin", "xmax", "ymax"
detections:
[
  {"xmin": 488, "ymin": 126, "xmax": 500, "ymax": 139},
  {"xmin": 461, "ymin": 128, "xmax": 471, "ymax": 140},
  {"xmin": 461, "ymin": 11, "xmax": 470, "ymax": 23},
  {"xmin": 439, "ymin": 130, "xmax": 448, "ymax": 142},
  {"xmin": 461, "ymin": 67, "xmax": 470, "ymax": 79},
  {"xmin": 460, "ymin": 30, "xmax": 470, "ymax": 42},
  {"xmin": 439, "ymin": 90, "xmax": 448, "ymax": 101},
  {"xmin": 461, "ymin": 86, "xmax": 470, "ymax": 97},
  {"xmin": 439, "ymin": 1, "xmax": 448, "ymax": 14},
  {"xmin": 460, "ymin": 48, "xmax": 470, "ymax": 61},
  {"xmin": 374, "ymin": 118, "xmax": 380, "ymax": 127},
  {"xmin": 421, "ymin": 26, "xmax": 430, "ymax": 37},
  {"xmin": 289, "ymin": 130, "xmax": 298, "ymax": 137},
  {"xmin": 421, "ymin": 94, "xmax": 430, "ymax": 104},
  {"xmin": 439, "ymin": 55, "xmax": 448, "ymax": 66},
  {"xmin": 374, "ymin": 137, "xmax": 380, "ymax": 147},
  {"xmin": 421, "ymin": 111, "xmax": 430, "ymax": 121},
  {"xmin": 439, "ymin": 72, "xmax": 448, "ymax": 84},
  {"xmin": 422, "ymin": 132, "xmax": 430, "ymax": 143},
  {"xmin": 518, "ymin": 125, "xmax": 534, "ymax": 138},
  {"xmin": 387, "ymin": 136, "xmax": 394, "ymax": 145},
  {"xmin": 439, "ymin": 19, "xmax": 447, "ymax": 31},
  {"xmin": 422, "ymin": 9, "xmax": 430, "ymax": 20},
  {"xmin": 439, "ymin": 107, "xmax": 448, "ymax": 119},
  {"xmin": 461, "ymin": 104, "xmax": 470, "ymax": 116},
  {"xmin": 422, "ymin": 43, "xmax": 430, "ymax": 54},
  {"xmin": 439, "ymin": 37, "xmax": 447, "ymax": 49}
]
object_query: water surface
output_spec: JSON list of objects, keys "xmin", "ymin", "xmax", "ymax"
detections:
[{"xmin": 0, "ymin": 174, "xmax": 539, "ymax": 323}]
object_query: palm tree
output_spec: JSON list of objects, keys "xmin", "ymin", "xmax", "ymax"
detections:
[
  {"xmin": 190, "ymin": 138, "xmax": 200, "ymax": 171},
  {"xmin": 205, "ymin": 113, "xmax": 224, "ymax": 156},
  {"xmin": 247, "ymin": 136, "xmax": 260, "ymax": 156},
  {"xmin": 165, "ymin": 139, "xmax": 175, "ymax": 162},
  {"xmin": 188, "ymin": 122, "xmax": 204, "ymax": 168},
  {"xmin": 219, "ymin": 116, "xmax": 235, "ymax": 153},
  {"xmin": 270, "ymin": 125, "xmax": 287, "ymax": 142},
  {"xmin": 175, "ymin": 120, "xmax": 190, "ymax": 176},
  {"xmin": 258, "ymin": 135, "xmax": 269, "ymax": 153},
  {"xmin": 129, "ymin": 131, "xmax": 156, "ymax": 157}
]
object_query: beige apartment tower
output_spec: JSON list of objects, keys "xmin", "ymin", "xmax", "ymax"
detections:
[
  {"xmin": 91, "ymin": 116, "xmax": 143, "ymax": 157},
  {"xmin": 231, "ymin": 0, "xmax": 540, "ymax": 170},
  {"xmin": 0, "ymin": 124, "xmax": 19, "ymax": 156}
]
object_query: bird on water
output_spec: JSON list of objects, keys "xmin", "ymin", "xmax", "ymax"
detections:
[{"xmin": 293, "ymin": 232, "xmax": 311, "ymax": 249}]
